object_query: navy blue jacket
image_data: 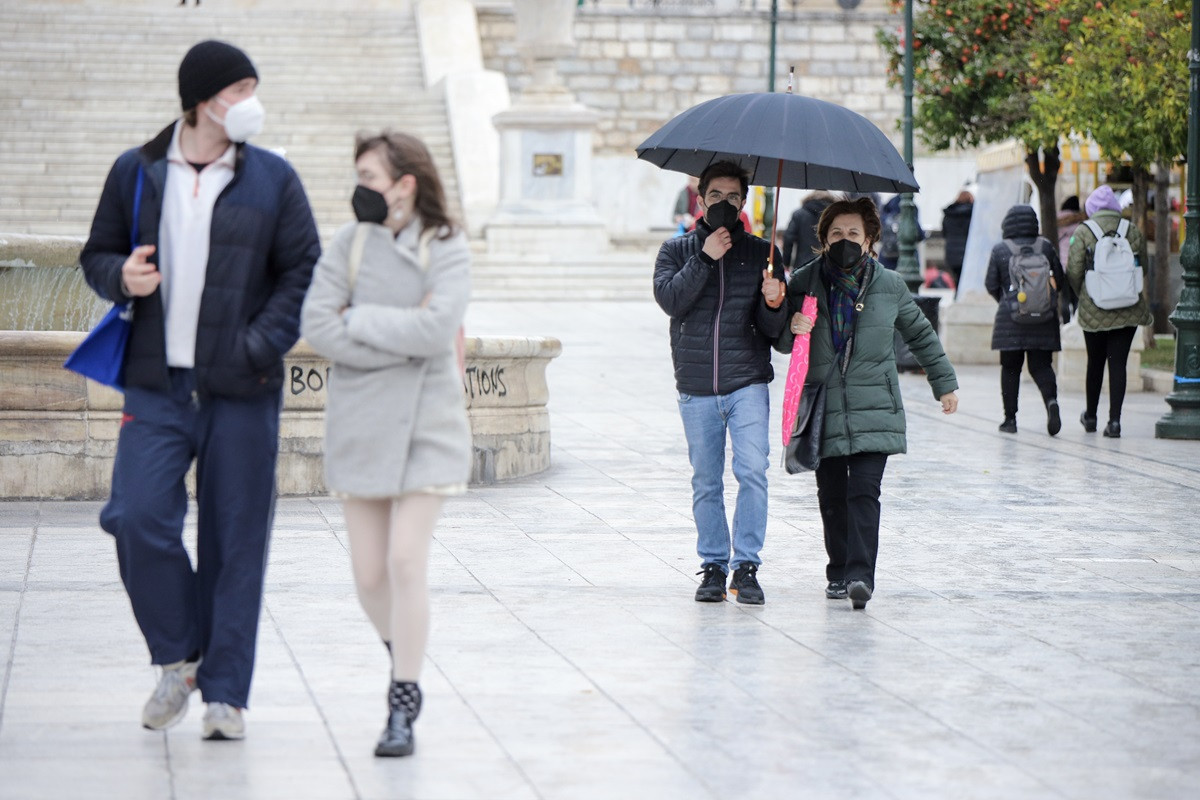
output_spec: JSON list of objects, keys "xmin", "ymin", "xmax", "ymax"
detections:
[
  {"xmin": 80, "ymin": 122, "xmax": 321, "ymax": 398},
  {"xmin": 653, "ymin": 219, "xmax": 787, "ymax": 396}
]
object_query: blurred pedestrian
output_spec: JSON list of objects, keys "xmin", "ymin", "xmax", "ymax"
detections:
[
  {"xmin": 1067, "ymin": 185, "xmax": 1150, "ymax": 438},
  {"xmin": 79, "ymin": 40, "xmax": 321, "ymax": 740},
  {"xmin": 877, "ymin": 194, "xmax": 926, "ymax": 271},
  {"xmin": 985, "ymin": 205, "xmax": 1064, "ymax": 436},
  {"xmin": 653, "ymin": 160, "xmax": 787, "ymax": 605},
  {"xmin": 672, "ymin": 175, "xmax": 700, "ymax": 236},
  {"xmin": 941, "ymin": 190, "xmax": 974, "ymax": 282},
  {"xmin": 300, "ymin": 130, "xmax": 472, "ymax": 757},
  {"xmin": 783, "ymin": 190, "xmax": 836, "ymax": 270},
  {"xmin": 778, "ymin": 198, "xmax": 958, "ymax": 610}
]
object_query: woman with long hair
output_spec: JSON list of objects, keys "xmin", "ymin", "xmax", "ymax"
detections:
[
  {"xmin": 301, "ymin": 130, "xmax": 471, "ymax": 756},
  {"xmin": 779, "ymin": 198, "xmax": 958, "ymax": 609}
]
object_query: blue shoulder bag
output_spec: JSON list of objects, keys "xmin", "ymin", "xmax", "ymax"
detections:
[{"xmin": 64, "ymin": 166, "xmax": 144, "ymax": 390}]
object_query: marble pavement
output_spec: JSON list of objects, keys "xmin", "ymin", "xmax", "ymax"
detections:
[{"xmin": 1, "ymin": 299, "xmax": 1197, "ymax": 799}]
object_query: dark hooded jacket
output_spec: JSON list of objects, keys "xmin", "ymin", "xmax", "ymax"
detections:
[
  {"xmin": 654, "ymin": 218, "xmax": 787, "ymax": 396},
  {"xmin": 985, "ymin": 205, "xmax": 1064, "ymax": 352},
  {"xmin": 941, "ymin": 199, "xmax": 974, "ymax": 274},
  {"xmin": 80, "ymin": 122, "xmax": 321, "ymax": 398}
]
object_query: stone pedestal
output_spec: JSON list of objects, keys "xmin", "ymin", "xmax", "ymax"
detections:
[
  {"xmin": 941, "ymin": 290, "xmax": 997, "ymax": 366},
  {"xmin": 0, "ymin": 332, "xmax": 561, "ymax": 499},
  {"xmin": 486, "ymin": 105, "xmax": 608, "ymax": 254},
  {"xmin": 483, "ymin": 0, "xmax": 609, "ymax": 255}
]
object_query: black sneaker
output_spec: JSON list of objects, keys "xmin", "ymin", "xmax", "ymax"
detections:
[
  {"xmin": 1103, "ymin": 420, "xmax": 1121, "ymax": 438},
  {"xmin": 1080, "ymin": 412, "xmax": 1097, "ymax": 433},
  {"xmin": 729, "ymin": 564, "xmax": 765, "ymax": 605},
  {"xmin": 1046, "ymin": 400, "xmax": 1061, "ymax": 436},
  {"xmin": 694, "ymin": 565, "xmax": 727, "ymax": 602},
  {"xmin": 847, "ymin": 580, "xmax": 872, "ymax": 610},
  {"xmin": 825, "ymin": 580, "xmax": 848, "ymax": 599},
  {"xmin": 998, "ymin": 418, "xmax": 1017, "ymax": 434}
]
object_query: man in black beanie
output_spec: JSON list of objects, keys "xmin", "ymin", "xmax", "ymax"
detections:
[{"xmin": 80, "ymin": 40, "xmax": 320, "ymax": 741}]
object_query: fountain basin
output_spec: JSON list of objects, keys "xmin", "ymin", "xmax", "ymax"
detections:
[{"xmin": 0, "ymin": 331, "xmax": 560, "ymax": 499}]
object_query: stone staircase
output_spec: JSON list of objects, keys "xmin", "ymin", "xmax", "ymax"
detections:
[
  {"xmin": 0, "ymin": 0, "xmax": 457, "ymax": 240},
  {"xmin": 0, "ymin": 0, "xmax": 662, "ymax": 301}
]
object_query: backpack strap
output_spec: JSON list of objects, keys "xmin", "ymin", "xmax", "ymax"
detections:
[
  {"xmin": 1116, "ymin": 218, "xmax": 1130, "ymax": 238},
  {"xmin": 417, "ymin": 227, "xmax": 437, "ymax": 272},
  {"xmin": 346, "ymin": 222, "xmax": 371, "ymax": 292},
  {"xmin": 1082, "ymin": 219, "xmax": 1105, "ymax": 240}
]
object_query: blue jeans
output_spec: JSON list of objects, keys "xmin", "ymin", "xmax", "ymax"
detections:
[{"xmin": 677, "ymin": 382, "xmax": 770, "ymax": 572}]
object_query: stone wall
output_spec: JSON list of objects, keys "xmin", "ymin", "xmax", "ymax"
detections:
[{"xmin": 477, "ymin": 5, "xmax": 903, "ymax": 158}]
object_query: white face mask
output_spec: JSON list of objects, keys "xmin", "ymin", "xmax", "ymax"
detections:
[{"xmin": 205, "ymin": 95, "xmax": 264, "ymax": 143}]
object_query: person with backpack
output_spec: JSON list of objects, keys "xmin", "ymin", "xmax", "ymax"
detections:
[
  {"xmin": 985, "ymin": 205, "xmax": 1065, "ymax": 435},
  {"xmin": 1067, "ymin": 185, "xmax": 1150, "ymax": 438}
]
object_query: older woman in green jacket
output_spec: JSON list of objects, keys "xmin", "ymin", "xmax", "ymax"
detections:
[
  {"xmin": 1067, "ymin": 185, "xmax": 1151, "ymax": 438},
  {"xmin": 779, "ymin": 198, "xmax": 959, "ymax": 609}
]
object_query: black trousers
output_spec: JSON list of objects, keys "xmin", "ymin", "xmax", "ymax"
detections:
[
  {"xmin": 815, "ymin": 452, "xmax": 888, "ymax": 589},
  {"xmin": 999, "ymin": 349, "xmax": 1058, "ymax": 419},
  {"xmin": 1083, "ymin": 326, "xmax": 1137, "ymax": 423}
]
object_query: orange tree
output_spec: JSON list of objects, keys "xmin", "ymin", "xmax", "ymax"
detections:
[
  {"xmin": 878, "ymin": 1, "xmax": 1067, "ymax": 239},
  {"xmin": 1031, "ymin": 0, "xmax": 1189, "ymax": 327}
]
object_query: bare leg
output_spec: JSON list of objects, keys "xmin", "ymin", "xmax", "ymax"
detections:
[
  {"xmin": 344, "ymin": 498, "xmax": 392, "ymax": 641},
  {"xmin": 386, "ymin": 494, "xmax": 443, "ymax": 682}
]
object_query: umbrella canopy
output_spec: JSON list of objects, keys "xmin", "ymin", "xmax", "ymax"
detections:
[{"xmin": 636, "ymin": 92, "xmax": 918, "ymax": 194}]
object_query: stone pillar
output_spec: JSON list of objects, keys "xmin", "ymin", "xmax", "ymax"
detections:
[{"xmin": 484, "ymin": 0, "xmax": 608, "ymax": 255}]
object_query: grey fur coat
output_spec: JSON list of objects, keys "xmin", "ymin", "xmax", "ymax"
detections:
[{"xmin": 300, "ymin": 220, "xmax": 472, "ymax": 497}]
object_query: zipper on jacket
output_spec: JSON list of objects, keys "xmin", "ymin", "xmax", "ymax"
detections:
[
  {"xmin": 713, "ymin": 256, "xmax": 725, "ymax": 394},
  {"xmin": 886, "ymin": 376, "xmax": 898, "ymax": 413},
  {"xmin": 838, "ymin": 265, "xmax": 873, "ymax": 445}
]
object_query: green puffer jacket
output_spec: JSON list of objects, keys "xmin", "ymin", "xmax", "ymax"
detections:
[
  {"xmin": 1066, "ymin": 210, "xmax": 1152, "ymax": 332},
  {"xmin": 777, "ymin": 257, "xmax": 958, "ymax": 458}
]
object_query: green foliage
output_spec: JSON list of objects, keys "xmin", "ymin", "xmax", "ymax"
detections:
[
  {"xmin": 877, "ymin": 1, "xmax": 1063, "ymax": 151},
  {"xmin": 1030, "ymin": 0, "xmax": 1189, "ymax": 168}
]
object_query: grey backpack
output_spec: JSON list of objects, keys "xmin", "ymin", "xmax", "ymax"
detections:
[{"xmin": 1003, "ymin": 240, "xmax": 1055, "ymax": 325}]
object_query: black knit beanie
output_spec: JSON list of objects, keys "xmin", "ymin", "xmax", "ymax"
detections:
[{"xmin": 178, "ymin": 40, "xmax": 258, "ymax": 110}]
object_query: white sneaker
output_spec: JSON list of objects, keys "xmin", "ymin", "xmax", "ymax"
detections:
[
  {"xmin": 202, "ymin": 702, "xmax": 245, "ymax": 740},
  {"xmin": 142, "ymin": 659, "xmax": 199, "ymax": 730}
]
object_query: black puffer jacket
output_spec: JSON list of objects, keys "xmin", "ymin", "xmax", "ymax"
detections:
[
  {"xmin": 654, "ymin": 219, "xmax": 787, "ymax": 395},
  {"xmin": 985, "ymin": 205, "xmax": 1063, "ymax": 352},
  {"xmin": 80, "ymin": 122, "xmax": 321, "ymax": 398}
]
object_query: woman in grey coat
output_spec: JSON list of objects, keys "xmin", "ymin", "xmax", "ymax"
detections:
[
  {"xmin": 300, "ymin": 131, "xmax": 471, "ymax": 758},
  {"xmin": 985, "ymin": 204, "xmax": 1064, "ymax": 436}
]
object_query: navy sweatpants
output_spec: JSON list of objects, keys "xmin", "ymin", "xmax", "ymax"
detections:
[{"xmin": 100, "ymin": 368, "xmax": 281, "ymax": 709}]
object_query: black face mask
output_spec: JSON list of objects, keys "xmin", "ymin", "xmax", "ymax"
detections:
[
  {"xmin": 827, "ymin": 239, "xmax": 864, "ymax": 271},
  {"xmin": 351, "ymin": 185, "xmax": 389, "ymax": 224},
  {"xmin": 705, "ymin": 200, "xmax": 740, "ymax": 232}
]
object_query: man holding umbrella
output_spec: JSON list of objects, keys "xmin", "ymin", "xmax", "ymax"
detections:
[{"xmin": 653, "ymin": 161, "xmax": 788, "ymax": 605}]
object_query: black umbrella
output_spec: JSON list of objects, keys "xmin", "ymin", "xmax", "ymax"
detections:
[{"xmin": 635, "ymin": 91, "xmax": 918, "ymax": 194}]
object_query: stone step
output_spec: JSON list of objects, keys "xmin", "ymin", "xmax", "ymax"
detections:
[{"xmin": 1, "ymin": 0, "xmax": 460, "ymax": 239}]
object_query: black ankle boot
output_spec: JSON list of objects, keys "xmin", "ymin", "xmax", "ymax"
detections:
[{"xmin": 375, "ymin": 681, "xmax": 421, "ymax": 757}]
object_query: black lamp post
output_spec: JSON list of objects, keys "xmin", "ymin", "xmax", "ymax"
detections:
[
  {"xmin": 895, "ymin": 0, "xmax": 922, "ymax": 292},
  {"xmin": 1155, "ymin": 0, "xmax": 1200, "ymax": 439}
]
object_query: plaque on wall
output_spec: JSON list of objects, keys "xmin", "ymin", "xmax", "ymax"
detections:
[{"xmin": 532, "ymin": 153, "xmax": 563, "ymax": 176}]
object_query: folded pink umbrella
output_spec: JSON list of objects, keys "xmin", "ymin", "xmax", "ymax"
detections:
[{"xmin": 781, "ymin": 294, "xmax": 819, "ymax": 447}]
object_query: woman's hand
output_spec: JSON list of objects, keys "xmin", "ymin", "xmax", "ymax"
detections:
[
  {"xmin": 940, "ymin": 392, "xmax": 958, "ymax": 415},
  {"xmin": 789, "ymin": 312, "xmax": 814, "ymax": 336}
]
